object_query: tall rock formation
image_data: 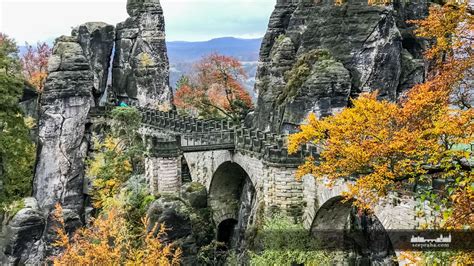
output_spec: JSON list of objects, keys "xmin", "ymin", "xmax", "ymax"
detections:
[
  {"xmin": 113, "ymin": 0, "xmax": 172, "ymax": 108},
  {"xmin": 28, "ymin": 35, "xmax": 94, "ymax": 261},
  {"xmin": 34, "ymin": 35, "xmax": 93, "ymax": 217},
  {"xmin": 72, "ymin": 22, "xmax": 115, "ymax": 106},
  {"xmin": 253, "ymin": 0, "xmax": 428, "ymax": 133}
]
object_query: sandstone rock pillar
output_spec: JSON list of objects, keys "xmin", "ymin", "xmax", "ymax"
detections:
[
  {"xmin": 113, "ymin": 0, "xmax": 172, "ymax": 108},
  {"xmin": 33, "ymin": 36, "xmax": 93, "ymax": 218},
  {"xmin": 72, "ymin": 22, "xmax": 115, "ymax": 106}
]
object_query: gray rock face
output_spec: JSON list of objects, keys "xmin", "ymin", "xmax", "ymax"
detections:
[
  {"xmin": 181, "ymin": 182, "xmax": 207, "ymax": 209},
  {"xmin": 34, "ymin": 35, "xmax": 92, "ymax": 215},
  {"xmin": 147, "ymin": 195, "xmax": 214, "ymax": 265},
  {"xmin": 32, "ymin": 35, "xmax": 93, "ymax": 257},
  {"xmin": 113, "ymin": 0, "xmax": 172, "ymax": 108},
  {"xmin": 72, "ymin": 22, "xmax": 115, "ymax": 106},
  {"xmin": 253, "ymin": 0, "xmax": 428, "ymax": 132},
  {"xmin": 0, "ymin": 198, "xmax": 45, "ymax": 265}
]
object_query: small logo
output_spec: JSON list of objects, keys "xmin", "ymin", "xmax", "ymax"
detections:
[{"xmin": 410, "ymin": 234, "xmax": 452, "ymax": 249}]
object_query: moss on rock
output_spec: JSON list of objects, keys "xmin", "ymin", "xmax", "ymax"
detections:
[{"xmin": 278, "ymin": 49, "xmax": 333, "ymax": 104}]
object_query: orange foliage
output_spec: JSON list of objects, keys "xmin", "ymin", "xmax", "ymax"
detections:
[
  {"xmin": 21, "ymin": 42, "xmax": 51, "ymax": 93},
  {"xmin": 289, "ymin": 2, "xmax": 473, "ymax": 213},
  {"xmin": 174, "ymin": 54, "xmax": 253, "ymax": 120},
  {"xmin": 51, "ymin": 204, "xmax": 181, "ymax": 265}
]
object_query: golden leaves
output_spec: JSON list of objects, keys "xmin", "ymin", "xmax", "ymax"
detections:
[
  {"xmin": 289, "ymin": 1, "xmax": 473, "ymax": 213},
  {"xmin": 290, "ymin": 89, "xmax": 472, "ymax": 210},
  {"xmin": 51, "ymin": 204, "xmax": 181, "ymax": 265},
  {"xmin": 88, "ymin": 136, "xmax": 133, "ymax": 209}
]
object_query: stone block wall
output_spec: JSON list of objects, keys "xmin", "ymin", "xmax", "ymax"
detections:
[
  {"xmin": 263, "ymin": 164, "xmax": 304, "ymax": 216},
  {"xmin": 183, "ymin": 150, "xmax": 306, "ymax": 218},
  {"xmin": 145, "ymin": 156, "xmax": 181, "ymax": 195}
]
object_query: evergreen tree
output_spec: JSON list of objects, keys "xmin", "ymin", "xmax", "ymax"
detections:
[{"xmin": 0, "ymin": 33, "xmax": 35, "ymax": 207}]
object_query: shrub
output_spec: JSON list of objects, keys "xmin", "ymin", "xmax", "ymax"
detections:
[{"xmin": 249, "ymin": 214, "xmax": 332, "ymax": 265}]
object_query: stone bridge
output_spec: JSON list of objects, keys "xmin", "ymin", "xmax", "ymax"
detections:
[{"xmin": 91, "ymin": 106, "xmax": 427, "ymax": 261}]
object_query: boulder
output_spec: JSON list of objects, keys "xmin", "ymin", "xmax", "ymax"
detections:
[
  {"xmin": 147, "ymin": 195, "xmax": 214, "ymax": 265},
  {"xmin": 147, "ymin": 197, "xmax": 193, "ymax": 240},
  {"xmin": 0, "ymin": 198, "xmax": 45, "ymax": 265},
  {"xmin": 181, "ymin": 182, "xmax": 207, "ymax": 209}
]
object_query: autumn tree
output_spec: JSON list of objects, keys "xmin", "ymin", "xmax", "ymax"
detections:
[
  {"xmin": 289, "ymin": 0, "xmax": 473, "ymax": 228},
  {"xmin": 87, "ymin": 107, "xmax": 144, "ymax": 208},
  {"xmin": 0, "ymin": 33, "xmax": 35, "ymax": 207},
  {"xmin": 174, "ymin": 54, "xmax": 253, "ymax": 121},
  {"xmin": 20, "ymin": 42, "xmax": 51, "ymax": 93},
  {"xmin": 52, "ymin": 203, "xmax": 181, "ymax": 265}
]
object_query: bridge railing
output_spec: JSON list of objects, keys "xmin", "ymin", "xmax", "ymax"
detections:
[
  {"xmin": 140, "ymin": 108, "xmax": 236, "ymax": 134},
  {"xmin": 103, "ymin": 106, "xmax": 322, "ymax": 164},
  {"xmin": 234, "ymin": 126, "xmax": 320, "ymax": 164},
  {"xmin": 180, "ymin": 131, "xmax": 235, "ymax": 152}
]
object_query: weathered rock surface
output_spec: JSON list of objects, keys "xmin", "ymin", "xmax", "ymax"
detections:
[
  {"xmin": 0, "ymin": 198, "xmax": 45, "ymax": 265},
  {"xmin": 253, "ymin": 0, "xmax": 428, "ymax": 133},
  {"xmin": 113, "ymin": 0, "xmax": 172, "ymax": 108},
  {"xmin": 72, "ymin": 22, "xmax": 115, "ymax": 106},
  {"xmin": 181, "ymin": 182, "xmax": 208, "ymax": 209},
  {"xmin": 34, "ymin": 35, "xmax": 92, "ymax": 216},
  {"xmin": 31, "ymin": 35, "xmax": 94, "ymax": 259},
  {"xmin": 147, "ymin": 192, "xmax": 213, "ymax": 265}
]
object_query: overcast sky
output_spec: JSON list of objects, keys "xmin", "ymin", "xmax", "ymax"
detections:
[{"xmin": 0, "ymin": 0, "xmax": 275, "ymax": 44}]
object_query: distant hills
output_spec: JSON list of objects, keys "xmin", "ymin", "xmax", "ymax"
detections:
[{"xmin": 167, "ymin": 37, "xmax": 262, "ymax": 63}]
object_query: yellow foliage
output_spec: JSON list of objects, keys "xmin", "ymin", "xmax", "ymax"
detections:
[
  {"xmin": 51, "ymin": 204, "xmax": 181, "ymax": 265},
  {"xmin": 87, "ymin": 136, "xmax": 133, "ymax": 208},
  {"xmin": 23, "ymin": 116, "xmax": 36, "ymax": 129},
  {"xmin": 290, "ymin": 89, "xmax": 473, "ymax": 210},
  {"xmin": 156, "ymin": 102, "xmax": 172, "ymax": 112},
  {"xmin": 139, "ymin": 53, "xmax": 154, "ymax": 68},
  {"xmin": 289, "ymin": 2, "xmax": 473, "ymax": 212}
]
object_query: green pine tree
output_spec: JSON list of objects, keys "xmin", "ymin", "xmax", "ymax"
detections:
[{"xmin": 0, "ymin": 33, "xmax": 35, "ymax": 208}]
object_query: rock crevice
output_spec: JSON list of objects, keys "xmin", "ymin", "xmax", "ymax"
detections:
[
  {"xmin": 253, "ymin": 0, "xmax": 429, "ymax": 133},
  {"xmin": 113, "ymin": 0, "xmax": 172, "ymax": 108}
]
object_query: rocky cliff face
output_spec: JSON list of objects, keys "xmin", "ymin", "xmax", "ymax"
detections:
[
  {"xmin": 34, "ymin": 35, "xmax": 93, "ymax": 223},
  {"xmin": 31, "ymin": 35, "xmax": 94, "ymax": 262},
  {"xmin": 72, "ymin": 22, "xmax": 115, "ymax": 106},
  {"xmin": 1, "ymin": 0, "xmax": 175, "ymax": 263},
  {"xmin": 1, "ymin": 35, "xmax": 95, "ymax": 264},
  {"xmin": 253, "ymin": 0, "xmax": 428, "ymax": 133},
  {"xmin": 113, "ymin": 0, "xmax": 172, "ymax": 108}
]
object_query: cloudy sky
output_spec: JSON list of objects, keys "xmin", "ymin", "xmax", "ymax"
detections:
[{"xmin": 0, "ymin": 0, "xmax": 275, "ymax": 44}]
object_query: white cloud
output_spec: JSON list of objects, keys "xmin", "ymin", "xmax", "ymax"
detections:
[{"xmin": 0, "ymin": 0, "xmax": 275, "ymax": 44}]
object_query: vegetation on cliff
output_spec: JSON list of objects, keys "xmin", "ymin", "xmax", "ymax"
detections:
[
  {"xmin": 0, "ymin": 34, "xmax": 35, "ymax": 208},
  {"xmin": 278, "ymin": 49, "xmax": 333, "ymax": 105},
  {"xmin": 52, "ymin": 106, "xmax": 181, "ymax": 264},
  {"xmin": 289, "ymin": 2, "xmax": 473, "ymax": 263},
  {"xmin": 88, "ymin": 107, "xmax": 144, "ymax": 209}
]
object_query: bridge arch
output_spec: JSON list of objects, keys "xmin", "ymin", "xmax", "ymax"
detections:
[
  {"xmin": 310, "ymin": 196, "xmax": 396, "ymax": 264},
  {"xmin": 304, "ymin": 175, "xmax": 422, "ymax": 264},
  {"xmin": 208, "ymin": 161, "xmax": 257, "ymax": 249}
]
